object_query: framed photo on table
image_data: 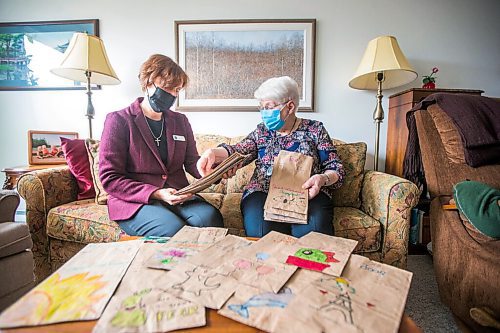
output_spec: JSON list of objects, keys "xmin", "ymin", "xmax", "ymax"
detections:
[
  {"xmin": 0, "ymin": 19, "xmax": 99, "ymax": 91},
  {"xmin": 28, "ymin": 130, "xmax": 78, "ymax": 165},
  {"xmin": 175, "ymin": 19, "xmax": 316, "ymax": 112}
]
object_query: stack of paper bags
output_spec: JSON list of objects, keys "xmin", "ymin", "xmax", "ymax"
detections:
[
  {"xmin": 264, "ymin": 150, "xmax": 313, "ymax": 224},
  {"xmin": 177, "ymin": 152, "xmax": 249, "ymax": 195}
]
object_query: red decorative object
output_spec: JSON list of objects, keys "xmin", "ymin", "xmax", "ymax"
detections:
[{"xmin": 422, "ymin": 67, "xmax": 439, "ymax": 89}]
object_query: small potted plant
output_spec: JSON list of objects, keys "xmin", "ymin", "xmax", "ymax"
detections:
[{"xmin": 422, "ymin": 67, "xmax": 438, "ymax": 89}]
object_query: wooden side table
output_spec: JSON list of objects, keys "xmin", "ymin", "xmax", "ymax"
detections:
[{"xmin": 1, "ymin": 165, "xmax": 63, "ymax": 190}]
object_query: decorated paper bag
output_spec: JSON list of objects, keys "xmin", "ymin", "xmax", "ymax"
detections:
[
  {"xmin": 146, "ymin": 226, "xmax": 227, "ymax": 270},
  {"xmin": 0, "ymin": 241, "xmax": 142, "ymax": 328},
  {"xmin": 218, "ymin": 268, "xmax": 323, "ymax": 332},
  {"xmin": 93, "ymin": 288, "xmax": 205, "ymax": 333},
  {"xmin": 264, "ymin": 150, "xmax": 313, "ymax": 224},
  {"xmin": 94, "ymin": 242, "xmax": 207, "ymax": 332},
  {"xmin": 188, "ymin": 235, "xmax": 253, "ymax": 269},
  {"xmin": 284, "ymin": 231, "xmax": 358, "ymax": 276},
  {"xmin": 164, "ymin": 261, "xmax": 238, "ymax": 310},
  {"xmin": 274, "ymin": 254, "xmax": 413, "ymax": 333},
  {"xmin": 216, "ymin": 231, "xmax": 298, "ymax": 293}
]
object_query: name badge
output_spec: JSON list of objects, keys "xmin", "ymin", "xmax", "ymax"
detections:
[{"xmin": 173, "ymin": 135, "xmax": 186, "ymax": 141}]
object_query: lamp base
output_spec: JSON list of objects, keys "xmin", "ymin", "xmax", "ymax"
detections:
[{"xmin": 373, "ymin": 72, "xmax": 385, "ymax": 171}]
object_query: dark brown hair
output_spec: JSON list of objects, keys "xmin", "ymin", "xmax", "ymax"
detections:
[{"xmin": 138, "ymin": 54, "xmax": 188, "ymax": 91}]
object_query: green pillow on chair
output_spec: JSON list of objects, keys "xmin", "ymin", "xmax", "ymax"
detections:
[{"xmin": 453, "ymin": 181, "xmax": 500, "ymax": 238}]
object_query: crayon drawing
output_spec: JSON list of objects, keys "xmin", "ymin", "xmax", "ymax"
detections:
[
  {"xmin": 0, "ymin": 241, "xmax": 141, "ymax": 328},
  {"xmin": 93, "ymin": 288, "xmax": 206, "ymax": 333}
]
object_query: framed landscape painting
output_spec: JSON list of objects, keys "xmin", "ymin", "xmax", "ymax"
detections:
[
  {"xmin": 175, "ymin": 19, "xmax": 316, "ymax": 112},
  {"xmin": 0, "ymin": 19, "xmax": 98, "ymax": 91},
  {"xmin": 28, "ymin": 130, "xmax": 78, "ymax": 165}
]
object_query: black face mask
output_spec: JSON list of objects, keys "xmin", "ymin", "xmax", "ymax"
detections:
[{"xmin": 147, "ymin": 85, "xmax": 176, "ymax": 113}]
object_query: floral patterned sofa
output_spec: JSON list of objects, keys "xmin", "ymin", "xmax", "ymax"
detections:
[{"xmin": 18, "ymin": 134, "xmax": 420, "ymax": 283}]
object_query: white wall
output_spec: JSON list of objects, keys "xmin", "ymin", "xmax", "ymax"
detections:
[{"xmin": 1, "ymin": 0, "xmax": 499, "ymax": 184}]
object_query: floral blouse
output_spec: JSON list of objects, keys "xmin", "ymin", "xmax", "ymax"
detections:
[{"xmin": 220, "ymin": 118, "xmax": 345, "ymax": 199}]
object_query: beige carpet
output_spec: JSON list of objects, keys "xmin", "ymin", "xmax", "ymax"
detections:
[{"xmin": 405, "ymin": 254, "xmax": 461, "ymax": 333}]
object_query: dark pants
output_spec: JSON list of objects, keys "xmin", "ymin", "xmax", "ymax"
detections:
[
  {"xmin": 241, "ymin": 191, "xmax": 334, "ymax": 238},
  {"xmin": 118, "ymin": 196, "xmax": 223, "ymax": 237}
]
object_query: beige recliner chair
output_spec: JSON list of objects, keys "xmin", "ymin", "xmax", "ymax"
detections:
[{"xmin": 0, "ymin": 190, "xmax": 35, "ymax": 312}]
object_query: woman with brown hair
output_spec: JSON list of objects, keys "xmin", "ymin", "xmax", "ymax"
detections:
[{"xmin": 99, "ymin": 54, "xmax": 223, "ymax": 237}]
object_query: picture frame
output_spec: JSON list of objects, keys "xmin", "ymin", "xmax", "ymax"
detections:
[
  {"xmin": 28, "ymin": 130, "xmax": 79, "ymax": 165},
  {"xmin": 175, "ymin": 19, "xmax": 316, "ymax": 112},
  {"xmin": 0, "ymin": 19, "xmax": 99, "ymax": 91}
]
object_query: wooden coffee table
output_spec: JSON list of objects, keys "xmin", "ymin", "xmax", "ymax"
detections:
[{"xmin": 1, "ymin": 311, "xmax": 421, "ymax": 333}]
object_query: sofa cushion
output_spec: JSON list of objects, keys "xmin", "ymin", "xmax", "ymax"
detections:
[
  {"xmin": 220, "ymin": 193, "xmax": 246, "ymax": 236},
  {"xmin": 334, "ymin": 207, "xmax": 381, "ymax": 253},
  {"xmin": 47, "ymin": 200, "xmax": 122, "ymax": 243},
  {"xmin": 60, "ymin": 137, "xmax": 95, "ymax": 200},
  {"xmin": 331, "ymin": 142, "xmax": 367, "ymax": 208},
  {"xmin": 188, "ymin": 134, "xmax": 231, "ymax": 194},
  {"xmin": 85, "ymin": 139, "xmax": 108, "ymax": 205}
]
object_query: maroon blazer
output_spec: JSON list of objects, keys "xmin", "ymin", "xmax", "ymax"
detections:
[{"xmin": 99, "ymin": 98, "xmax": 201, "ymax": 221}]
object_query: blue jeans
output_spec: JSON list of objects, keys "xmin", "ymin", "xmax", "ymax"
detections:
[
  {"xmin": 118, "ymin": 196, "xmax": 223, "ymax": 237},
  {"xmin": 241, "ymin": 191, "xmax": 334, "ymax": 238}
]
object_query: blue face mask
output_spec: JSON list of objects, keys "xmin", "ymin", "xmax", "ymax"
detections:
[{"xmin": 260, "ymin": 105, "xmax": 286, "ymax": 131}]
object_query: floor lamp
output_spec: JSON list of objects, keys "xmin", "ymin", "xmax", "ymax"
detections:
[
  {"xmin": 51, "ymin": 33, "xmax": 120, "ymax": 139},
  {"xmin": 349, "ymin": 36, "xmax": 417, "ymax": 171}
]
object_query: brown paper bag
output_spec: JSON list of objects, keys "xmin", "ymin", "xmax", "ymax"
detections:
[
  {"xmin": 264, "ymin": 150, "xmax": 313, "ymax": 224},
  {"xmin": 274, "ymin": 254, "xmax": 413, "ymax": 333},
  {"xmin": 284, "ymin": 231, "xmax": 358, "ymax": 276}
]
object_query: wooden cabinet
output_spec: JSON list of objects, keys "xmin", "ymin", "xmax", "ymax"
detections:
[{"xmin": 385, "ymin": 88, "xmax": 484, "ymax": 178}]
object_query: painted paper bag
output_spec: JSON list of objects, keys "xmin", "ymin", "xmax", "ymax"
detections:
[
  {"xmin": 264, "ymin": 150, "xmax": 313, "ymax": 224},
  {"xmin": 285, "ymin": 231, "xmax": 358, "ymax": 276},
  {"xmin": 146, "ymin": 226, "xmax": 227, "ymax": 270}
]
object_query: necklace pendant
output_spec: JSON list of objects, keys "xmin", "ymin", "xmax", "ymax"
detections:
[{"xmin": 155, "ymin": 137, "xmax": 161, "ymax": 146}]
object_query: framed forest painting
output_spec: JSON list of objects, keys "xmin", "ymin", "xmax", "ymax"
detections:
[{"xmin": 175, "ymin": 19, "xmax": 316, "ymax": 112}]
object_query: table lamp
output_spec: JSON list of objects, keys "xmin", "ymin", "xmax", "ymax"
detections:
[
  {"xmin": 349, "ymin": 35, "xmax": 417, "ymax": 170},
  {"xmin": 51, "ymin": 33, "xmax": 120, "ymax": 139}
]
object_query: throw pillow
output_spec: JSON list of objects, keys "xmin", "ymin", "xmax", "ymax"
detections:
[
  {"xmin": 331, "ymin": 142, "xmax": 367, "ymax": 208},
  {"xmin": 60, "ymin": 137, "xmax": 95, "ymax": 200},
  {"xmin": 427, "ymin": 104, "xmax": 466, "ymax": 164},
  {"xmin": 85, "ymin": 139, "xmax": 108, "ymax": 205},
  {"xmin": 453, "ymin": 180, "xmax": 500, "ymax": 239}
]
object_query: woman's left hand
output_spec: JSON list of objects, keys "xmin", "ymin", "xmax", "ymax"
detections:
[{"xmin": 302, "ymin": 174, "xmax": 326, "ymax": 199}]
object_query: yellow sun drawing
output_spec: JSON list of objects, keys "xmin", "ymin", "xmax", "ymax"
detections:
[{"xmin": 2, "ymin": 272, "xmax": 108, "ymax": 325}]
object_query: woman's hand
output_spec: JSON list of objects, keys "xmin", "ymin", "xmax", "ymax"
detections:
[
  {"xmin": 197, "ymin": 147, "xmax": 230, "ymax": 177},
  {"xmin": 197, "ymin": 149, "xmax": 217, "ymax": 177},
  {"xmin": 151, "ymin": 188, "xmax": 193, "ymax": 205},
  {"xmin": 221, "ymin": 162, "xmax": 243, "ymax": 179},
  {"xmin": 302, "ymin": 174, "xmax": 327, "ymax": 199}
]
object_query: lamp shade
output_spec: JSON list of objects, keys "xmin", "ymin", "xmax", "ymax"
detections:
[
  {"xmin": 349, "ymin": 36, "xmax": 416, "ymax": 90},
  {"xmin": 51, "ymin": 33, "xmax": 120, "ymax": 85}
]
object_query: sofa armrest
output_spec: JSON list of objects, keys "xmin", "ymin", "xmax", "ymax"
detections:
[
  {"xmin": 360, "ymin": 170, "xmax": 421, "ymax": 268},
  {"xmin": 17, "ymin": 166, "xmax": 78, "ymax": 282},
  {"xmin": 0, "ymin": 190, "xmax": 20, "ymax": 223}
]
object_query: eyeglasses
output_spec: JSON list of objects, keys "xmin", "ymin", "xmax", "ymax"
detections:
[{"xmin": 258, "ymin": 100, "xmax": 290, "ymax": 111}]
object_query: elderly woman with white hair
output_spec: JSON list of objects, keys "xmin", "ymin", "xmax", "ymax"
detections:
[{"xmin": 197, "ymin": 76, "xmax": 345, "ymax": 238}]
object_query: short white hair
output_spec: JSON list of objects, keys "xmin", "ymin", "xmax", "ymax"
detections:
[{"xmin": 254, "ymin": 76, "xmax": 299, "ymax": 109}]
